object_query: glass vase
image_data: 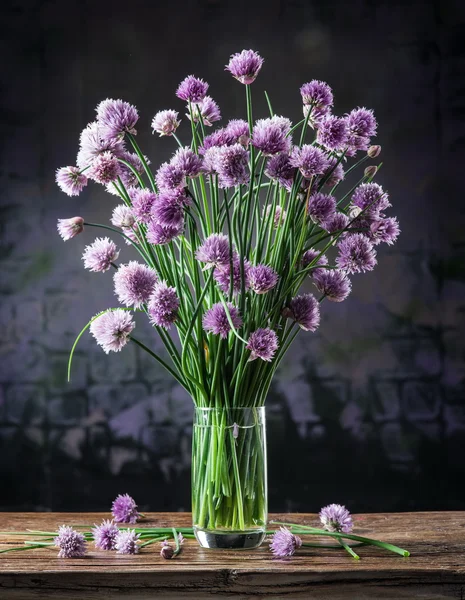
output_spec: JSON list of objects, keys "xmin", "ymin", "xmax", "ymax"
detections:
[{"xmin": 192, "ymin": 407, "xmax": 267, "ymax": 549}]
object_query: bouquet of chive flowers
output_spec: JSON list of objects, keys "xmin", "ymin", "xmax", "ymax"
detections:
[{"xmin": 56, "ymin": 49, "xmax": 399, "ymax": 549}]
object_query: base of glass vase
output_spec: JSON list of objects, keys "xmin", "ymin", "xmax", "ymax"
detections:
[{"xmin": 194, "ymin": 527, "xmax": 266, "ymax": 549}]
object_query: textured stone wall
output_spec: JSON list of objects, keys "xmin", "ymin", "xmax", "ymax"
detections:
[{"xmin": 0, "ymin": 0, "xmax": 464, "ymax": 512}]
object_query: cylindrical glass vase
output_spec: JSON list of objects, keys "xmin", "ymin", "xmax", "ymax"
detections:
[{"xmin": 192, "ymin": 407, "xmax": 267, "ymax": 549}]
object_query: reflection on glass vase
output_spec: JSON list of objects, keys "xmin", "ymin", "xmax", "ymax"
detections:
[{"xmin": 192, "ymin": 407, "xmax": 267, "ymax": 549}]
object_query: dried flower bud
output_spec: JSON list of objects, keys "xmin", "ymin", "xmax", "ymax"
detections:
[
  {"xmin": 348, "ymin": 206, "xmax": 362, "ymax": 220},
  {"xmin": 364, "ymin": 165, "xmax": 378, "ymax": 179},
  {"xmin": 160, "ymin": 542, "xmax": 174, "ymax": 559},
  {"xmin": 367, "ymin": 145, "xmax": 381, "ymax": 158}
]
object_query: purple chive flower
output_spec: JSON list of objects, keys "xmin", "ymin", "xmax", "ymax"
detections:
[
  {"xmin": 152, "ymin": 109, "xmax": 180, "ymax": 136},
  {"xmin": 115, "ymin": 529, "xmax": 140, "ymax": 555},
  {"xmin": 92, "ymin": 520, "xmax": 119, "ymax": 551},
  {"xmin": 322, "ymin": 212, "xmax": 349, "ymax": 235},
  {"xmin": 114, "ymin": 151, "xmax": 147, "ymax": 190},
  {"xmin": 200, "ymin": 128, "xmax": 235, "ymax": 155},
  {"xmin": 314, "ymin": 269, "xmax": 352, "ymax": 302},
  {"xmin": 88, "ymin": 151, "xmax": 120, "ymax": 184},
  {"xmin": 265, "ymin": 153, "xmax": 295, "ymax": 190},
  {"xmin": 351, "ymin": 183, "xmax": 390, "ymax": 215},
  {"xmin": 147, "ymin": 221, "xmax": 183, "ymax": 245},
  {"xmin": 246, "ymin": 328, "xmax": 279, "ymax": 362},
  {"xmin": 54, "ymin": 525, "xmax": 87, "ymax": 558},
  {"xmin": 301, "ymin": 249, "xmax": 329, "ymax": 277},
  {"xmin": 307, "ymin": 192, "xmax": 337, "ymax": 225},
  {"xmin": 82, "ymin": 237, "xmax": 119, "ymax": 273},
  {"xmin": 156, "ymin": 162, "xmax": 186, "ymax": 191},
  {"xmin": 131, "ymin": 189, "xmax": 158, "ymax": 224},
  {"xmin": 56, "ymin": 166, "xmax": 88, "ymax": 196},
  {"xmin": 111, "ymin": 205, "xmax": 135, "ymax": 229},
  {"xmin": 225, "ymin": 119, "xmax": 250, "ymax": 146},
  {"xmin": 170, "ymin": 147, "xmax": 203, "ymax": 178},
  {"xmin": 201, "ymin": 146, "xmax": 222, "ymax": 175},
  {"xmin": 264, "ymin": 204, "xmax": 287, "ymax": 228},
  {"xmin": 347, "ymin": 107, "xmax": 377, "ymax": 141},
  {"xmin": 252, "ymin": 116, "xmax": 292, "ymax": 155},
  {"xmin": 176, "ymin": 75, "xmax": 209, "ymax": 103},
  {"xmin": 189, "ymin": 96, "xmax": 221, "ymax": 126},
  {"xmin": 151, "ymin": 191, "xmax": 186, "ymax": 227},
  {"xmin": 226, "ymin": 49, "xmax": 264, "ymax": 84},
  {"xmin": 90, "ymin": 309, "xmax": 135, "ymax": 353},
  {"xmin": 283, "ymin": 293, "xmax": 320, "ymax": 331},
  {"xmin": 113, "ymin": 261, "xmax": 158, "ymax": 308},
  {"xmin": 96, "ymin": 98, "xmax": 139, "ymax": 141},
  {"xmin": 215, "ymin": 143, "xmax": 250, "ymax": 188},
  {"xmin": 57, "ymin": 216, "xmax": 84, "ymax": 241},
  {"xmin": 321, "ymin": 156, "xmax": 345, "ymax": 188},
  {"xmin": 368, "ymin": 216, "xmax": 400, "ymax": 245},
  {"xmin": 203, "ymin": 302, "xmax": 242, "ymax": 338},
  {"xmin": 160, "ymin": 541, "xmax": 174, "ymax": 559},
  {"xmin": 111, "ymin": 493, "xmax": 141, "ymax": 524},
  {"xmin": 77, "ymin": 121, "xmax": 125, "ymax": 169},
  {"xmin": 317, "ymin": 115, "xmax": 349, "ymax": 151},
  {"xmin": 214, "ymin": 256, "xmax": 251, "ymax": 294},
  {"xmin": 148, "ymin": 281, "xmax": 180, "ymax": 329},
  {"xmin": 249, "ymin": 264, "xmax": 279, "ymax": 294},
  {"xmin": 270, "ymin": 527, "xmax": 302, "ymax": 558},
  {"xmin": 195, "ymin": 233, "xmax": 231, "ymax": 269},
  {"xmin": 336, "ymin": 233, "xmax": 377, "ymax": 274},
  {"xmin": 300, "ymin": 80, "xmax": 333, "ymax": 112},
  {"xmin": 290, "ymin": 145, "xmax": 329, "ymax": 179},
  {"xmin": 319, "ymin": 503, "xmax": 353, "ymax": 533}
]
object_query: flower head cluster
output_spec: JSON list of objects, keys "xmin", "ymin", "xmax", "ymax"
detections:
[
  {"xmin": 56, "ymin": 166, "xmax": 88, "ymax": 196},
  {"xmin": 151, "ymin": 191, "xmax": 187, "ymax": 228},
  {"xmin": 290, "ymin": 145, "xmax": 329, "ymax": 179},
  {"xmin": 247, "ymin": 328, "xmax": 278, "ymax": 362},
  {"xmin": 351, "ymin": 183, "xmax": 390, "ymax": 215},
  {"xmin": 131, "ymin": 189, "xmax": 158, "ymax": 224},
  {"xmin": 82, "ymin": 237, "xmax": 119, "ymax": 272},
  {"xmin": 317, "ymin": 115, "xmax": 349, "ymax": 151},
  {"xmin": 369, "ymin": 216, "xmax": 400, "ymax": 246},
  {"xmin": 92, "ymin": 520, "xmax": 119, "ymax": 550},
  {"xmin": 313, "ymin": 269, "xmax": 352, "ymax": 302},
  {"xmin": 111, "ymin": 493, "xmax": 141, "ymax": 524},
  {"xmin": 96, "ymin": 98, "xmax": 139, "ymax": 141},
  {"xmin": 115, "ymin": 529, "xmax": 140, "ymax": 555},
  {"xmin": 249, "ymin": 264, "xmax": 279, "ymax": 294},
  {"xmin": 196, "ymin": 234, "xmax": 231, "ymax": 269},
  {"xmin": 252, "ymin": 116, "xmax": 292, "ymax": 155},
  {"xmin": 283, "ymin": 293, "xmax": 320, "ymax": 331},
  {"xmin": 148, "ymin": 281, "xmax": 180, "ymax": 328},
  {"xmin": 346, "ymin": 107, "xmax": 377, "ymax": 154},
  {"xmin": 203, "ymin": 302, "xmax": 242, "ymax": 338},
  {"xmin": 319, "ymin": 503, "xmax": 353, "ymax": 533},
  {"xmin": 114, "ymin": 261, "xmax": 158, "ymax": 308},
  {"xmin": 265, "ymin": 153, "xmax": 295, "ymax": 190},
  {"xmin": 214, "ymin": 143, "xmax": 250, "ymax": 188},
  {"xmin": 226, "ymin": 49, "xmax": 264, "ymax": 84},
  {"xmin": 111, "ymin": 205, "xmax": 135, "ymax": 229},
  {"xmin": 146, "ymin": 221, "xmax": 183, "ymax": 245},
  {"xmin": 156, "ymin": 162, "xmax": 186, "ymax": 191},
  {"xmin": 176, "ymin": 75, "xmax": 209, "ymax": 103},
  {"xmin": 90, "ymin": 310, "xmax": 135, "ymax": 354},
  {"xmin": 89, "ymin": 151, "xmax": 120, "ymax": 184},
  {"xmin": 152, "ymin": 110, "xmax": 180, "ymax": 136},
  {"xmin": 57, "ymin": 217, "xmax": 84, "ymax": 241},
  {"xmin": 171, "ymin": 147, "xmax": 203, "ymax": 178},
  {"xmin": 188, "ymin": 96, "xmax": 221, "ymax": 126},
  {"xmin": 270, "ymin": 527, "xmax": 302, "ymax": 558},
  {"xmin": 307, "ymin": 192, "xmax": 336, "ymax": 225},
  {"xmin": 77, "ymin": 121, "xmax": 125, "ymax": 169},
  {"xmin": 323, "ymin": 212, "xmax": 349, "ymax": 235},
  {"xmin": 300, "ymin": 80, "xmax": 333, "ymax": 123},
  {"xmin": 301, "ymin": 249, "xmax": 328, "ymax": 277},
  {"xmin": 336, "ymin": 233, "xmax": 377, "ymax": 274},
  {"xmin": 54, "ymin": 525, "xmax": 87, "ymax": 558}
]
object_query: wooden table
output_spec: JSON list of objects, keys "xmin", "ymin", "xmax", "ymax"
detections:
[{"xmin": 0, "ymin": 512, "xmax": 464, "ymax": 599}]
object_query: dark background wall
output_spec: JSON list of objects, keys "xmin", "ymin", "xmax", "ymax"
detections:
[{"xmin": 1, "ymin": 0, "xmax": 464, "ymax": 514}]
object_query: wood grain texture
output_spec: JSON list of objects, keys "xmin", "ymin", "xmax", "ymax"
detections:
[{"xmin": 0, "ymin": 512, "xmax": 464, "ymax": 599}]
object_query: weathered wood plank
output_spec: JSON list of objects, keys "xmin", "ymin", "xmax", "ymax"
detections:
[{"xmin": 0, "ymin": 512, "xmax": 464, "ymax": 598}]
